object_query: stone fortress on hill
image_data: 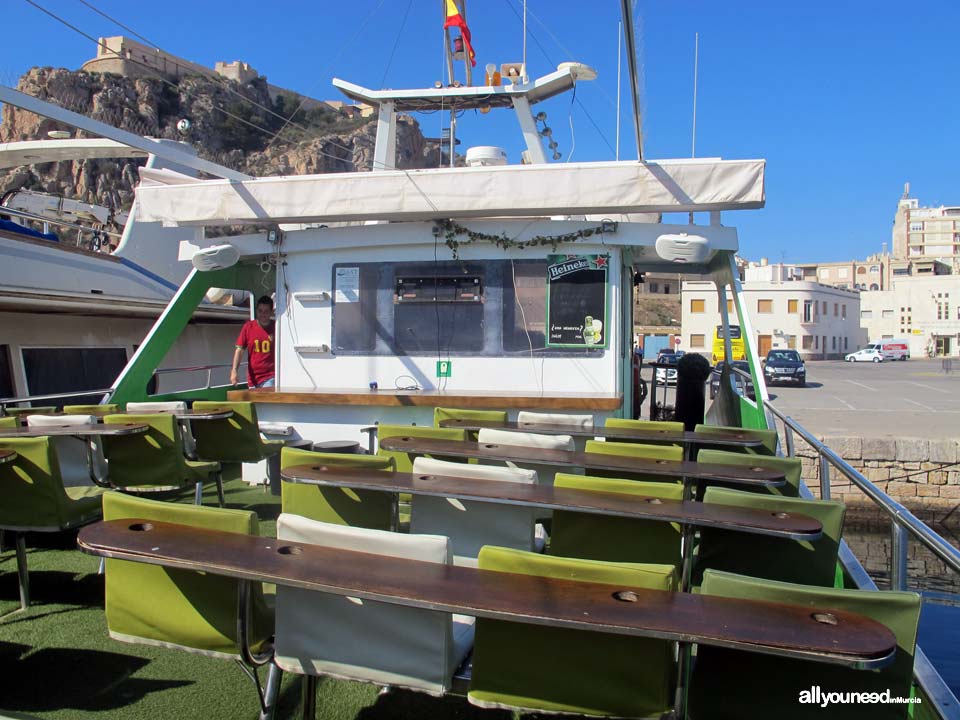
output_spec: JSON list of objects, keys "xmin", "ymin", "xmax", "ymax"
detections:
[{"xmin": 81, "ymin": 36, "xmax": 374, "ymax": 119}]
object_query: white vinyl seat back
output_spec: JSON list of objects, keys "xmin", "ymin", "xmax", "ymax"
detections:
[
  {"xmin": 125, "ymin": 402, "xmax": 195, "ymax": 456},
  {"xmin": 26, "ymin": 414, "xmax": 103, "ymax": 487},
  {"xmin": 410, "ymin": 457, "xmax": 539, "ymax": 565},
  {"xmin": 124, "ymin": 401, "xmax": 187, "ymax": 412},
  {"xmin": 275, "ymin": 513, "xmax": 475, "ymax": 695},
  {"xmin": 517, "ymin": 411, "xmax": 594, "ymax": 429},
  {"xmin": 476, "ymin": 428, "xmax": 576, "ymax": 487}
]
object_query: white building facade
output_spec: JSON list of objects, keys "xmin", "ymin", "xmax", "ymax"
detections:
[
  {"xmin": 682, "ymin": 280, "xmax": 865, "ymax": 361},
  {"xmin": 859, "ymin": 275, "xmax": 960, "ymax": 357}
]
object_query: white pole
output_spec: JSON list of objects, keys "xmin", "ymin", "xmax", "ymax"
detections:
[
  {"xmin": 692, "ymin": 32, "xmax": 699, "ymax": 158},
  {"xmin": 616, "ymin": 21, "xmax": 622, "ymax": 161},
  {"xmin": 522, "ymin": 0, "xmax": 528, "ymax": 82}
]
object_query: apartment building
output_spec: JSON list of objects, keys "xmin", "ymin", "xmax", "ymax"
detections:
[
  {"xmin": 682, "ymin": 279, "xmax": 864, "ymax": 360},
  {"xmin": 891, "ymin": 185, "xmax": 960, "ymax": 275}
]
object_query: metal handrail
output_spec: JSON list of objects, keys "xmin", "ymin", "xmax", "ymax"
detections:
[
  {"xmin": 153, "ymin": 362, "xmax": 237, "ymax": 375},
  {"xmin": 153, "ymin": 362, "xmax": 245, "ymax": 392},
  {"xmin": 0, "ymin": 387, "xmax": 114, "ymax": 407},
  {"xmin": 766, "ymin": 401, "xmax": 960, "ymax": 718},
  {"xmin": 0, "ymin": 206, "xmax": 123, "ymax": 237},
  {"xmin": 765, "ymin": 402, "xmax": 960, "ymax": 578}
]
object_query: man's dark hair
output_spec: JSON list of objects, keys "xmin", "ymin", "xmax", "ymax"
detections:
[{"xmin": 256, "ymin": 295, "xmax": 273, "ymax": 308}]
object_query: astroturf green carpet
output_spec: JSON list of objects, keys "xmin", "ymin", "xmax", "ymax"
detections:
[{"xmin": 0, "ymin": 470, "xmax": 512, "ymax": 720}]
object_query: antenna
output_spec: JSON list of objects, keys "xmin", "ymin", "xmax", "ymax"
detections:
[
  {"xmin": 522, "ymin": 0, "xmax": 528, "ymax": 82},
  {"xmin": 618, "ymin": 0, "xmax": 644, "ymax": 160},
  {"xmin": 692, "ymin": 32, "xmax": 699, "ymax": 158},
  {"xmin": 616, "ymin": 21, "xmax": 622, "ymax": 161}
]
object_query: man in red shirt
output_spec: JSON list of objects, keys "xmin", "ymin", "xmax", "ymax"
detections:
[{"xmin": 230, "ymin": 295, "xmax": 276, "ymax": 388}]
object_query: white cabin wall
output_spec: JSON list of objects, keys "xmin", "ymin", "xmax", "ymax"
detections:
[
  {"xmin": 274, "ymin": 225, "xmax": 622, "ymax": 396},
  {"xmin": 0, "ymin": 310, "xmax": 238, "ymax": 397}
]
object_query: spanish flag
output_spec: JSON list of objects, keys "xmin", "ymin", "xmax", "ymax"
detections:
[{"xmin": 444, "ymin": 0, "xmax": 476, "ymax": 67}]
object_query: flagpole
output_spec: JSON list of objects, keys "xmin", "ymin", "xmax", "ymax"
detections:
[
  {"xmin": 460, "ymin": 0, "xmax": 472, "ymax": 86},
  {"xmin": 442, "ymin": 0, "xmax": 455, "ymax": 85},
  {"xmin": 616, "ymin": 21, "xmax": 622, "ymax": 161}
]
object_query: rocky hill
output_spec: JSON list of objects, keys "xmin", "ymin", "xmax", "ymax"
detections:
[{"xmin": 0, "ymin": 67, "xmax": 439, "ymax": 213}]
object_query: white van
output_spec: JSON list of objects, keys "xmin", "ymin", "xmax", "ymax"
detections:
[{"xmin": 866, "ymin": 339, "xmax": 910, "ymax": 361}]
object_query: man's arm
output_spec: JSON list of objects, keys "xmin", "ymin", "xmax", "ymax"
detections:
[{"xmin": 230, "ymin": 345, "xmax": 244, "ymax": 386}]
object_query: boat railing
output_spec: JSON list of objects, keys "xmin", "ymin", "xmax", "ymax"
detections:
[
  {"xmin": 152, "ymin": 361, "xmax": 245, "ymax": 393},
  {"xmin": 0, "ymin": 387, "xmax": 115, "ymax": 411},
  {"xmin": 0, "ymin": 206, "xmax": 122, "ymax": 248},
  {"xmin": 724, "ymin": 363, "xmax": 950, "ymax": 580},
  {"xmin": 728, "ymin": 363, "xmax": 960, "ymax": 718}
]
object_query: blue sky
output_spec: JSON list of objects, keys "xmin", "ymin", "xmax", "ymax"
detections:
[{"xmin": 2, "ymin": 1, "xmax": 959, "ymax": 263}]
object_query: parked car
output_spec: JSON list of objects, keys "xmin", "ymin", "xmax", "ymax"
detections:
[
  {"xmin": 763, "ymin": 349, "xmax": 806, "ymax": 387},
  {"xmin": 865, "ymin": 340, "xmax": 910, "ymax": 361},
  {"xmin": 845, "ymin": 348, "xmax": 884, "ymax": 363},
  {"xmin": 709, "ymin": 360, "xmax": 755, "ymax": 399},
  {"xmin": 654, "ymin": 350, "xmax": 683, "ymax": 385}
]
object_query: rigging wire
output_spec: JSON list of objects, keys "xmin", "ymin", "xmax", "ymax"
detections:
[
  {"xmin": 61, "ymin": 0, "xmax": 384, "ymax": 154},
  {"xmin": 500, "ymin": 0, "xmax": 616, "ymax": 157},
  {"xmin": 74, "ymin": 0, "xmax": 162, "ymax": 50},
  {"xmin": 22, "ymin": 1, "xmax": 420, "ymax": 179},
  {"xmin": 263, "ymin": 0, "xmax": 390, "ymax": 150},
  {"xmin": 380, "ymin": 0, "xmax": 414, "ymax": 89}
]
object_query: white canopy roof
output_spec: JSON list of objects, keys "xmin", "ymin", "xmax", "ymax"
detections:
[
  {"xmin": 0, "ymin": 138, "xmax": 148, "ymax": 170},
  {"xmin": 136, "ymin": 157, "xmax": 765, "ymax": 227}
]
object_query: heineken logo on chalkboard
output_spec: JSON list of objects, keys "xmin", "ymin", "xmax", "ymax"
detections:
[
  {"xmin": 545, "ymin": 254, "xmax": 610, "ymax": 349},
  {"xmin": 548, "ymin": 255, "xmax": 608, "ymax": 281}
]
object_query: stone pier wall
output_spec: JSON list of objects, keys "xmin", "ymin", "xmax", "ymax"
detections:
[{"xmin": 791, "ymin": 435, "xmax": 960, "ymax": 526}]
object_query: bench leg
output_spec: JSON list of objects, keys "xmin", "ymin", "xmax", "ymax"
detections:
[
  {"xmin": 300, "ymin": 675, "xmax": 317, "ymax": 720},
  {"xmin": 258, "ymin": 663, "xmax": 283, "ymax": 720},
  {"xmin": 214, "ymin": 471, "xmax": 225, "ymax": 507},
  {"xmin": 15, "ymin": 532, "xmax": 30, "ymax": 610},
  {"xmin": 194, "ymin": 481, "xmax": 204, "ymax": 505}
]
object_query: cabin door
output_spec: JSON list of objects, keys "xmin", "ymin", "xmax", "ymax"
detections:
[{"xmin": 758, "ymin": 334, "xmax": 772, "ymax": 357}]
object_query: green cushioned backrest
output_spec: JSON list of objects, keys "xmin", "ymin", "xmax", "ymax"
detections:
[
  {"xmin": 469, "ymin": 546, "xmax": 676, "ymax": 717},
  {"xmin": 191, "ymin": 401, "xmax": 265, "ymax": 463},
  {"xmin": 584, "ymin": 439, "xmax": 683, "ymax": 483},
  {"xmin": 102, "ymin": 413, "xmax": 185, "ymax": 488},
  {"xmin": 603, "ymin": 418, "xmax": 684, "ymax": 447},
  {"xmin": 0, "ymin": 436, "xmax": 74, "ymax": 529},
  {"xmin": 280, "ymin": 447, "xmax": 395, "ymax": 529},
  {"xmin": 4, "ymin": 406, "xmax": 57, "ymax": 417},
  {"xmin": 695, "ymin": 423, "xmax": 778, "ymax": 455},
  {"xmin": 433, "ymin": 407, "xmax": 507, "ymax": 441},
  {"xmin": 101, "ymin": 492, "xmax": 271, "ymax": 656},
  {"xmin": 690, "ymin": 570, "xmax": 921, "ymax": 720},
  {"xmin": 63, "ymin": 404, "xmax": 120, "ymax": 414},
  {"xmin": 696, "ymin": 449, "xmax": 802, "ymax": 497},
  {"xmin": 376, "ymin": 424, "xmax": 468, "ymax": 473},
  {"xmin": 0, "ymin": 416, "xmax": 17, "ymax": 428},
  {"xmin": 551, "ymin": 473, "xmax": 683, "ymax": 566},
  {"xmin": 696, "ymin": 487, "xmax": 846, "ymax": 587}
]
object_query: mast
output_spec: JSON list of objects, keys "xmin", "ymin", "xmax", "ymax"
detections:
[{"xmin": 619, "ymin": 0, "xmax": 645, "ymax": 160}]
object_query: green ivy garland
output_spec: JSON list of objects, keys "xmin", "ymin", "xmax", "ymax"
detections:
[{"xmin": 437, "ymin": 220, "xmax": 613, "ymax": 260}]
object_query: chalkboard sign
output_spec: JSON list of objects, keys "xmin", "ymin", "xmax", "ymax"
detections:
[{"xmin": 545, "ymin": 254, "xmax": 609, "ymax": 348}]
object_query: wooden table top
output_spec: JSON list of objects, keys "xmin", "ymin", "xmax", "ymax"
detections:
[
  {"xmin": 437, "ymin": 419, "xmax": 765, "ymax": 447},
  {"xmin": 0, "ymin": 449, "xmax": 16, "ymax": 464},
  {"xmin": 281, "ymin": 464, "xmax": 821, "ymax": 540},
  {"xmin": 227, "ymin": 387, "xmax": 622, "ymax": 411},
  {"xmin": 0, "ymin": 423, "xmax": 147, "ymax": 438},
  {"xmin": 70, "ymin": 408, "xmax": 234, "ymax": 421},
  {"xmin": 378, "ymin": 437, "xmax": 786, "ymax": 488},
  {"xmin": 78, "ymin": 519, "xmax": 895, "ymax": 669}
]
